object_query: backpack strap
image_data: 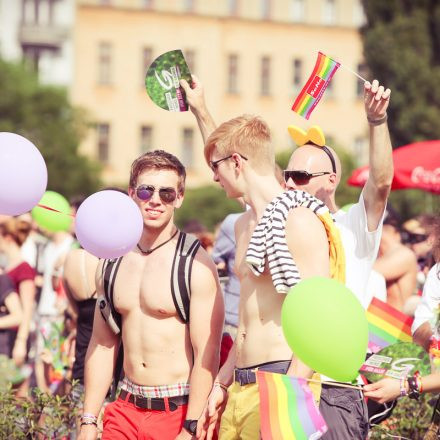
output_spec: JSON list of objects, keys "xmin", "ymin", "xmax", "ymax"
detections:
[
  {"xmin": 171, "ymin": 232, "xmax": 201, "ymax": 324},
  {"xmin": 99, "ymin": 257, "xmax": 123, "ymax": 334},
  {"xmin": 100, "ymin": 257, "xmax": 124, "ymax": 400}
]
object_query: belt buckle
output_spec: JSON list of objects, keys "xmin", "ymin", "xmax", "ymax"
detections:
[{"xmin": 133, "ymin": 394, "xmax": 152, "ymax": 410}]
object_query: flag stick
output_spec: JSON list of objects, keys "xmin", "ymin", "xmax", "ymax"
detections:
[
  {"xmin": 339, "ymin": 63, "xmax": 368, "ymax": 83},
  {"xmin": 305, "ymin": 378, "xmax": 364, "ymax": 390}
]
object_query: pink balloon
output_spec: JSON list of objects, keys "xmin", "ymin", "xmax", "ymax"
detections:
[
  {"xmin": 75, "ymin": 190, "xmax": 143, "ymax": 259},
  {"xmin": 0, "ymin": 133, "xmax": 48, "ymax": 215}
]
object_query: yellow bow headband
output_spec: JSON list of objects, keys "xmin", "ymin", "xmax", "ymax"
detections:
[
  {"xmin": 287, "ymin": 125, "xmax": 336, "ymax": 173},
  {"xmin": 287, "ymin": 125, "xmax": 326, "ymax": 147}
]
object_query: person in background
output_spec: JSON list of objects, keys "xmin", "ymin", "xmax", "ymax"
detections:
[
  {"xmin": 374, "ymin": 208, "xmax": 418, "ymax": 312},
  {"xmin": 0, "ymin": 218, "xmax": 36, "ymax": 367},
  {"xmin": 63, "ymin": 247, "xmax": 100, "ymax": 437},
  {"xmin": 0, "ymin": 273, "xmax": 23, "ymax": 357}
]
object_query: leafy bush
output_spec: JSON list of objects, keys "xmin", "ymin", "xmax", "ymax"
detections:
[{"xmin": 0, "ymin": 384, "xmax": 80, "ymax": 439}]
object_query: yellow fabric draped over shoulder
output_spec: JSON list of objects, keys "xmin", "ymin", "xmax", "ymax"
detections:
[{"xmin": 317, "ymin": 210, "xmax": 345, "ymax": 284}]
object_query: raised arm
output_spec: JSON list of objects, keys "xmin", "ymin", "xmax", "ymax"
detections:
[
  {"xmin": 363, "ymin": 79, "xmax": 393, "ymax": 231},
  {"xmin": 180, "ymin": 247, "xmax": 224, "ymax": 439},
  {"xmin": 180, "ymin": 74, "xmax": 216, "ymax": 144},
  {"xmin": 78, "ymin": 261, "xmax": 121, "ymax": 440}
]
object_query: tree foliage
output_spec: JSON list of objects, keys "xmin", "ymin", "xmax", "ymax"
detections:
[
  {"xmin": 361, "ymin": 0, "xmax": 440, "ymax": 148},
  {"xmin": 175, "ymin": 185, "xmax": 242, "ymax": 232},
  {"xmin": 0, "ymin": 59, "xmax": 101, "ymax": 199}
]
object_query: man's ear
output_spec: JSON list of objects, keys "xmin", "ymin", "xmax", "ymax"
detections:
[
  {"xmin": 174, "ymin": 191, "xmax": 184, "ymax": 209},
  {"xmin": 128, "ymin": 187, "xmax": 135, "ymax": 199}
]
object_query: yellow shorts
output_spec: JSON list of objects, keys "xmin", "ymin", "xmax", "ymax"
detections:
[
  {"xmin": 219, "ymin": 373, "xmax": 322, "ymax": 439},
  {"xmin": 219, "ymin": 381, "xmax": 260, "ymax": 440}
]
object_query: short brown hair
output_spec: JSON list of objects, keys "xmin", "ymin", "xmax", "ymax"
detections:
[
  {"xmin": 0, "ymin": 217, "xmax": 32, "ymax": 246},
  {"xmin": 129, "ymin": 150, "xmax": 186, "ymax": 193},
  {"xmin": 204, "ymin": 115, "xmax": 274, "ymax": 173}
]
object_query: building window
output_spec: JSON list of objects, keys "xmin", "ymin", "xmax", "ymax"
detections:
[
  {"xmin": 356, "ymin": 63, "xmax": 368, "ymax": 98},
  {"xmin": 227, "ymin": 54, "xmax": 239, "ymax": 94},
  {"xmin": 142, "ymin": 47, "xmax": 153, "ymax": 84},
  {"xmin": 184, "ymin": 50, "xmax": 195, "ymax": 72},
  {"xmin": 140, "ymin": 126, "xmax": 153, "ymax": 153},
  {"xmin": 22, "ymin": 45, "xmax": 41, "ymax": 72},
  {"xmin": 142, "ymin": 0, "xmax": 153, "ymax": 8},
  {"xmin": 260, "ymin": 56, "xmax": 271, "ymax": 96},
  {"xmin": 290, "ymin": 0, "xmax": 305, "ymax": 22},
  {"xmin": 182, "ymin": 128, "xmax": 194, "ymax": 168},
  {"xmin": 97, "ymin": 124, "xmax": 110, "ymax": 163},
  {"xmin": 183, "ymin": 0, "xmax": 194, "ymax": 12},
  {"xmin": 98, "ymin": 42, "xmax": 112, "ymax": 85},
  {"xmin": 322, "ymin": 0, "xmax": 336, "ymax": 25},
  {"xmin": 260, "ymin": 0, "xmax": 271, "ymax": 19},
  {"xmin": 228, "ymin": 0, "xmax": 238, "ymax": 16},
  {"xmin": 292, "ymin": 58, "xmax": 302, "ymax": 90},
  {"xmin": 353, "ymin": 0, "xmax": 365, "ymax": 27}
]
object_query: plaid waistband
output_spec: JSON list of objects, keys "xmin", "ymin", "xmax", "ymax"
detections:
[{"xmin": 121, "ymin": 377, "xmax": 190, "ymax": 398}]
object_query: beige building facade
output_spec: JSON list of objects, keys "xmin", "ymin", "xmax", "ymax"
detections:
[{"xmin": 72, "ymin": 0, "xmax": 369, "ymax": 186}]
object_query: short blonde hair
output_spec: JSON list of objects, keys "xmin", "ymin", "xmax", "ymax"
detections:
[{"xmin": 204, "ymin": 115, "xmax": 274, "ymax": 172}]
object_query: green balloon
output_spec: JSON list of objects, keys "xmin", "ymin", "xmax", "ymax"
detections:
[
  {"xmin": 32, "ymin": 191, "xmax": 72, "ymax": 232},
  {"xmin": 281, "ymin": 277, "xmax": 368, "ymax": 382}
]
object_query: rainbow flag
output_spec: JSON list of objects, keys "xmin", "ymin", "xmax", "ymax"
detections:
[
  {"xmin": 291, "ymin": 52, "xmax": 340, "ymax": 120},
  {"xmin": 257, "ymin": 371, "xmax": 327, "ymax": 440},
  {"xmin": 367, "ymin": 297, "xmax": 414, "ymax": 353}
]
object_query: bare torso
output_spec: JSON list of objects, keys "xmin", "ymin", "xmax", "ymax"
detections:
[
  {"xmin": 112, "ymin": 241, "xmax": 192, "ymax": 386},
  {"xmin": 234, "ymin": 211, "xmax": 292, "ymax": 368}
]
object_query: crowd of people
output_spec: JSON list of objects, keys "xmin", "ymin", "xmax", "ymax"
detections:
[{"xmin": 0, "ymin": 75, "xmax": 438, "ymax": 440}]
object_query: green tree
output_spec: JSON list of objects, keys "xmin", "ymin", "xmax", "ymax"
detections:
[
  {"xmin": 175, "ymin": 185, "xmax": 242, "ymax": 231},
  {"xmin": 361, "ymin": 0, "xmax": 440, "ymax": 148},
  {"xmin": 0, "ymin": 59, "xmax": 101, "ymax": 199}
]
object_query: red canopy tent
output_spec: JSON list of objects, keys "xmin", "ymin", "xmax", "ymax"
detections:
[{"xmin": 347, "ymin": 140, "xmax": 440, "ymax": 194}]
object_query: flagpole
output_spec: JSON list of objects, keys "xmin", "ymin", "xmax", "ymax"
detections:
[
  {"xmin": 306, "ymin": 378, "xmax": 364, "ymax": 391},
  {"xmin": 339, "ymin": 63, "xmax": 368, "ymax": 83}
]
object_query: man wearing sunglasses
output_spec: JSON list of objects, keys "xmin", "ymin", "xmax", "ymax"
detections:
[
  {"xmin": 79, "ymin": 150, "xmax": 224, "ymax": 440},
  {"xmin": 181, "ymin": 79, "xmax": 339, "ymax": 440},
  {"xmin": 283, "ymin": 79, "xmax": 393, "ymax": 439}
]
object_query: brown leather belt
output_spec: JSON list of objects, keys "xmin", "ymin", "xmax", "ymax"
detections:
[{"xmin": 119, "ymin": 389, "xmax": 189, "ymax": 411}]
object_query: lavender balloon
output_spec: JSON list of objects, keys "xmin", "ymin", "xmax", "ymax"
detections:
[
  {"xmin": 75, "ymin": 190, "xmax": 143, "ymax": 259},
  {"xmin": 0, "ymin": 133, "xmax": 48, "ymax": 215}
]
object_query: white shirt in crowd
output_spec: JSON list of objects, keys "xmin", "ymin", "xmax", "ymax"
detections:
[{"xmin": 411, "ymin": 264, "xmax": 440, "ymax": 335}]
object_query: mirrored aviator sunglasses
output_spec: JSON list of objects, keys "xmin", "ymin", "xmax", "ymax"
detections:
[
  {"xmin": 135, "ymin": 185, "xmax": 177, "ymax": 203},
  {"xmin": 283, "ymin": 170, "xmax": 330, "ymax": 186}
]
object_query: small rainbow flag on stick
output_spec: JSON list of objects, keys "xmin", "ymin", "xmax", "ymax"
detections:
[
  {"xmin": 291, "ymin": 52, "xmax": 340, "ymax": 120},
  {"xmin": 366, "ymin": 297, "xmax": 414, "ymax": 353},
  {"xmin": 257, "ymin": 371, "xmax": 328, "ymax": 440}
]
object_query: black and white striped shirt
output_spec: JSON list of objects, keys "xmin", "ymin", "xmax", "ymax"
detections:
[{"xmin": 245, "ymin": 190, "xmax": 335, "ymax": 294}]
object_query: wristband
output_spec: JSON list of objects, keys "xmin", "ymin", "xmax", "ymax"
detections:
[
  {"xmin": 407, "ymin": 375, "xmax": 420, "ymax": 400},
  {"xmin": 399, "ymin": 376, "xmax": 408, "ymax": 397},
  {"xmin": 80, "ymin": 421, "xmax": 98, "ymax": 428},
  {"xmin": 367, "ymin": 113, "xmax": 388, "ymax": 126},
  {"xmin": 215, "ymin": 381, "xmax": 228, "ymax": 392}
]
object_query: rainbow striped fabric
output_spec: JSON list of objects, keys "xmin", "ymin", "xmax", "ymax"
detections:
[
  {"xmin": 257, "ymin": 371, "xmax": 328, "ymax": 440},
  {"xmin": 366, "ymin": 297, "xmax": 414, "ymax": 353},
  {"xmin": 291, "ymin": 52, "xmax": 340, "ymax": 120}
]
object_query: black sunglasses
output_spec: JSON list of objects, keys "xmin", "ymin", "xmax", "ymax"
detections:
[
  {"xmin": 209, "ymin": 154, "xmax": 248, "ymax": 171},
  {"xmin": 283, "ymin": 170, "xmax": 331, "ymax": 185},
  {"xmin": 135, "ymin": 185, "xmax": 177, "ymax": 203}
]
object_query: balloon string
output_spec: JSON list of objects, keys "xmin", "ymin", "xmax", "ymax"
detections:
[{"xmin": 37, "ymin": 204, "xmax": 75, "ymax": 218}]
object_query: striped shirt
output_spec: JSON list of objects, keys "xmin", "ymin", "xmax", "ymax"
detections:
[{"xmin": 246, "ymin": 190, "xmax": 341, "ymax": 294}]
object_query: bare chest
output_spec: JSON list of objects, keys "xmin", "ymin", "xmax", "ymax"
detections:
[{"xmin": 112, "ymin": 254, "xmax": 178, "ymax": 319}]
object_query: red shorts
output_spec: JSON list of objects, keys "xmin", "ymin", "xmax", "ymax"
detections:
[{"xmin": 102, "ymin": 395, "xmax": 188, "ymax": 440}]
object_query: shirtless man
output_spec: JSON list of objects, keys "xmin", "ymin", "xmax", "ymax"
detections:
[
  {"xmin": 374, "ymin": 212, "xmax": 418, "ymax": 311},
  {"xmin": 78, "ymin": 150, "xmax": 224, "ymax": 440},
  {"xmin": 189, "ymin": 112, "xmax": 332, "ymax": 439}
]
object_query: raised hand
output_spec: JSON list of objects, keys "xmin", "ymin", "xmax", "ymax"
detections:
[{"xmin": 364, "ymin": 79, "xmax": 391, "ymax": 123}]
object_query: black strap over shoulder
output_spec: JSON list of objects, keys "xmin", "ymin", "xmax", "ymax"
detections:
[
  {"xmin": 170, "ymin": 232, "xmax": 201, "ymax": 324},
  {"xmin": 101, "ymin": 257, "xmax": 123, "ymax": 333}
]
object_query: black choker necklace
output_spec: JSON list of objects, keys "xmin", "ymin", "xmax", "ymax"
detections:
[{"xmin": 137, "ymin": 229, "xmax": 179, "ymax": 255}]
